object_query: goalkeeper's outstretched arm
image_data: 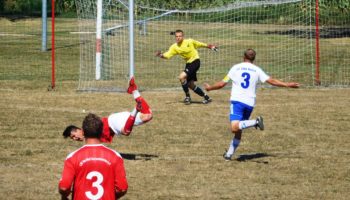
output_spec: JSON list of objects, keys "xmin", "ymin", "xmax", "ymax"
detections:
[
  {"xmin": 207, "ymin": 44, "xmax": 218, "ymax": 52},
  {"xmin": 155, "ymin": 51, "xmax": 165, "ymax": 59}
]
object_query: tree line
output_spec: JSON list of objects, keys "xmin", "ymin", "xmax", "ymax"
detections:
[{"xmin": 0, "ymin": 0, "xmax": 349, "ymax": 15}]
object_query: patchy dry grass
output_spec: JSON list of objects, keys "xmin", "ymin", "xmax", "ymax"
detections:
[
  {"xmin": 0, "ymin": 83, "xmax": 349, "ymax": 199},
  {"xmin": 0, "ymin": 17, "xmax": 349, "ymax": 200}
]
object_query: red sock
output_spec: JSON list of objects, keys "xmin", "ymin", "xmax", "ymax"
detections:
[
  {"xmin": 136, "ymin": 97, "xmax": 151, "ymax": 114},
  {"xmin": 124, "ymin": 115, "xmax": 136, "ymax": 135}
]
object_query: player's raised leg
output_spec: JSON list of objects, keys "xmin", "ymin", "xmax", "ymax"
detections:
[{"xmin": 127, "ymin": 77, "xmax": 152, "ymax": 123}]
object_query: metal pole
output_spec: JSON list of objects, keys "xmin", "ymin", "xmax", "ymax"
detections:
[
  {"xmin": 51, "ymin": 0, "xmax": 55, "ymax": 89},
  {"xmin": 315, "ymin": 0, "xmax": 320, "ymax": 85},
  {"xmin": 41, "ymin": 0, "xmax": 47, "ymax": 51},
  {"xmin": 96, "ymin": 0, "xmax": 103, "ymax": 80},
  {"xmin": 129, "ymin": 0, "xmax": 134, "ymax": 78}
]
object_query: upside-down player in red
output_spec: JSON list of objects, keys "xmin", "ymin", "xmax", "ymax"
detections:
[
  {"xmin": 62, "ymin": 77, "xmax": 152, "ymax": 143},
  {"xmin": 59, "ymin": 113, "xmax": 128, "ymax": 200}
]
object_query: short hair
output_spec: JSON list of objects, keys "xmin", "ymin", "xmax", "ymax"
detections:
[
  {"xmin": 175, "ymin": 29, "xmax": 184, "ymax": 35},
  {"xmin": 244, "ymin": 48, "xmax": 256, "ymax": 62},
  {"xmin": 63, "ymin": 125, "xmax": 80, "ymax": 138},
  {"xmin": 82, "ymin": 113, "xmax": 103, "ymax": 139}
]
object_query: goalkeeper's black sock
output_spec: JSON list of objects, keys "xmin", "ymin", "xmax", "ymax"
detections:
[
  {"xmin": 181, "ymin": 81, "xmax": 190, "ymax": 97},
  {"xmin": 193, "ymin": 86, "xmax": 205, "ymax": 97}
]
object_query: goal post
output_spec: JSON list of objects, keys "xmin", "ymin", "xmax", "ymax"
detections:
[
  {"xmin": 73, "ymin": 0, "xmax": 348, "ymax": 91},
  {"xmin": 96, "ymin": 0, "xmax": 102, "ymax": 80}
]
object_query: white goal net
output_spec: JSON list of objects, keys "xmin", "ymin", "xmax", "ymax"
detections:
[{"xmin": 74, "ymin": 0, "xmax": 318, "ymax": 91}]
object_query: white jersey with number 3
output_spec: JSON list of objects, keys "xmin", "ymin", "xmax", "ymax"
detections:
[{"xmin": 223, "ymin": 62, "xmax": 270, "ymax": 107}]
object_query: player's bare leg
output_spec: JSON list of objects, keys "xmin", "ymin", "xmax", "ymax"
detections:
[
  {"xmin": 179, "ymin": 72, "xmax": 191, "ymax": 104},
  {"xmin": 224, "ymin": 117, "xmax": 264, "ymax": 160},
  {"xmin": 223, "ymin": 121, "xmax": 242, "ymax": 160}
]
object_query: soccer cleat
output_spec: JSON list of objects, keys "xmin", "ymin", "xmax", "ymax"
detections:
[
  {"xmin": 136, "ymin": 99, "xmax": 143, "ymax": 112},
  {"xmin": 127, "ymin": 77, "xmax": 138, "ymax": 94},
  {"xmin": 223, "ymin": 151, "xmax": 232, "ymax": 161},
  {"xmin": 255, "ymin": 116, "xmax": 264, "ymax": 131},
  {"xmin": 202, "ymin": 95, "xmax": 212, "ymax": 104},
  {"xmin": 184, "ymin": 96, "xmax": 191, "ymax": 105}
]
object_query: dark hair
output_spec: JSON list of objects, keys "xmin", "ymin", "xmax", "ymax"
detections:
[
  {"xmin": 63, "ymin": 125, "xmax": 80, "ymax": 138},
  {"xmin": 244, "ymin": 48, "xmax": 256, "ymax": 62},
  {"xmin": 175, "ymin": 29, "xmax": 184, "ymax": 35},
  {"xmin": 82, "ymin": 113, "xmax": 103, "ymax": 139}
]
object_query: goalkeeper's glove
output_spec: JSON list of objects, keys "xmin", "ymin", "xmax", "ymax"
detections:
[
  {"xmin": 207, "ymin": 44, "xmax": 218, "ymax": 52},
  {"xmin": 155, "ymin": 51, "xmax": 163, "ymax": 58}
]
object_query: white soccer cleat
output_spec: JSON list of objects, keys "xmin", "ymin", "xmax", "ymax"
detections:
[{"xmin": 223, "ymin": 151, "xmax": 232, "ymax": 161}]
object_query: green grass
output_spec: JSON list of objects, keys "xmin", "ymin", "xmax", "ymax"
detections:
[{"xmin": 0, "ymin": 17, "xmax": 350, "ymax": 199}]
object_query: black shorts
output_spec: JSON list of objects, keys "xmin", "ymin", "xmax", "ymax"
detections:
[{"xmin": 184, "ymin": 59, "xmax": 200, "ymax": 81}]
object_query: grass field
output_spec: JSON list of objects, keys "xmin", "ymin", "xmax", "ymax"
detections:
[
  {"xmin": 0, "ymin": 17, "xmax": 350, "ymax": 199},
  {"xmin": 1, "ymin": 81, "xmax": 350, "ymax": 199}
]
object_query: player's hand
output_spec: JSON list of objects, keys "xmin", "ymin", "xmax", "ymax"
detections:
[
  {"xmin": 287, "ymin": 82, "xmax": 300, "ymax": 88},
  {"xmin": 155, "ymin": 51, "xmax": 163, "ymax": 57},
  {"xmin": 203, "ymin": 83, "xmax": 211, "ymax": 91},
  {"xmin": 207, "ymin": 44, "xmax": 218, "ymax": 52}
]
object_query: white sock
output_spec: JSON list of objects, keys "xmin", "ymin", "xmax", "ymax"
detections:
[
  {"xmin": 130, "ymin": 108, "xmax": 138, "ymax": 117},
  {"xmin": 238, "ymin": 119, "xmax": 256, "ymax": 130},
  {"xmin": 134, "ymin": 112, "xmax": 144, "ymax": 126},
  {"xmin": 226, "ymin": 138, "xmax": 240, "ymax": 156},
  {"xmin": 133, "ymin": 90, "xmax": 140, "ymax": 99}
]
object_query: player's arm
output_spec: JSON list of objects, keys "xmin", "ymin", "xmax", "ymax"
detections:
[
  {"xmin": 156, "ymin": 45, "xmax": 176, "ymax": 59},
  {"xmin": 114, "ymin": 156, "xmax": 128, "ymax": 199},
  {"xmin": 116, "ymin": 190, "xmax": 127, "ymax": 199},
  {"xmin": 266, "ymin": 78, "xmax": 300, "ymax": 88},
  {"xmin": 155, "ymin": 50, "xmax": 165, "ymax": 59},
  {"xmin": 59, "ymin": 188, "xmax": 70, "ymax": 200},
  {"xmin": 58, "ymin": 159, "xmax": 75, "ymax": 200},
  {"xmin": 204, "ymin": 75, "xmax": 229, "ymax": 91},
  {"xmin": 191, "ymin": 39, "xmax": 218, "ymax": 51},
  {"xmin": 204, "ymin": 81, "xmax": 227, "ymax": 91}
]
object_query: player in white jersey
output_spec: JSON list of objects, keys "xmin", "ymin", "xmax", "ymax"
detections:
[{"xmin": 204, "ymin": 49, "xmax": 300, "ymax": 160}]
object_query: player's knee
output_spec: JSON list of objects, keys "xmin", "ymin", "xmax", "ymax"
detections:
[
  {"xmin": 179, "ymin": 73, "xmax": 187, "ymax": 82},
  {"xmin": 121, "ymin": 130, "xmax": 131, "ymax": 136},
  {"xmin": 179, "ymin": 77, "xmax": 186, "ymax": 83},
  {"xmin": 231, "ymin": 128, "xmax": 240, "ymax": 134},
  {"xmin": 141, "ymin": 113, "xmax": 153, "ymax": 123},
  {"xmin": 231, "ymin": 121, "xmax": 240, "ymax": 133}
]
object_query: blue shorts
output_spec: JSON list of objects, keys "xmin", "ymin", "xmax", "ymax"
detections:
[{"xmin": 229, "ymin": 101, "xmax": 254, "ymax": 121}]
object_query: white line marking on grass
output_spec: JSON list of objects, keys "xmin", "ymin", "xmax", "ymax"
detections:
[
  {"xmin": 70, "ymin": 31, "xmax": 96, "ymax": 34},
  {"xmin": 0, "ymin": 33, "xmax": 35, "ymax": 37}
]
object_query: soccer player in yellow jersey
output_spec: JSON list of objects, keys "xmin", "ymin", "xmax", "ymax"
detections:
[{"xmin": 156, "ymin": 29, "xmax": 218, "ymax": 105}]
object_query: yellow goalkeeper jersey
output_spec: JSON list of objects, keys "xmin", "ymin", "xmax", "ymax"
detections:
[{"xmin": 163, "ymin": 38, "xmax": 208, "ymax": 63}]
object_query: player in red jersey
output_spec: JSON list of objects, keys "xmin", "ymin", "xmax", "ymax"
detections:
[
  {"xmin": 59, "ymin": 113, "xmax": 128, "ymax": 200},
  {"xmin": 63, "ymin": 77, "xmax": 152, "ymax": 143}
]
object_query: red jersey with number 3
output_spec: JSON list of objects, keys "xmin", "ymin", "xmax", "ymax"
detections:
[{"xmin": 59, "ymin": 144, "xmax": 128, "ymax": 200}]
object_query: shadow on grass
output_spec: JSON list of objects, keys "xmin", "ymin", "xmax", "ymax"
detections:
[
  {"xmin": 120, "ymin": 153, "xmax": 158, "ymax": 161},
  {"xmin": 174, "ymin": 100, "xmax": 206, "ymax": 105},
  {"xmin": 47, "ymin": 41, "xmax": 89, "ymax": 51},
  {"xmin": 262, "ymin": 28, "xmax": 350, "ymax": 39},
  {"xmin": 236, "ymin": 153, "xmax": 271, "ymax": 164}
]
